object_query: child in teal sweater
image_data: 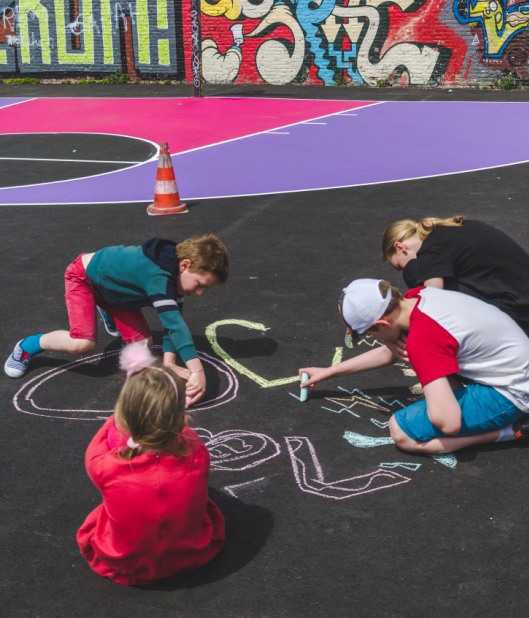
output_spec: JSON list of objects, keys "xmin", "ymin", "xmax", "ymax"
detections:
[{"xmin": 4, "ymin": 235, "xmax": 229, "ymax": 405}]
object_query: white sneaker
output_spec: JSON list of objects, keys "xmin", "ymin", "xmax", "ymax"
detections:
[{"xmin": 4, "ymin": 340, "xmax": 32, "ymax": 378}]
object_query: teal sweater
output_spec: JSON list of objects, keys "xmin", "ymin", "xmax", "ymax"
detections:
[{"xmin": 86, "ymin": 238, "xmax": 196, "ymax": 362}]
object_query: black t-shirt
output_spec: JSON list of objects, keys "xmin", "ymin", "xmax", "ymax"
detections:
[{"xmin": 402, "ymin": 220, "xmax": 529, "ymax": 333}]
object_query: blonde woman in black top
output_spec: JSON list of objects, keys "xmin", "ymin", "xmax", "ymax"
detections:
[{"xmin": 382, "ymin": 216, "xmax": 529, "ymax": 335}]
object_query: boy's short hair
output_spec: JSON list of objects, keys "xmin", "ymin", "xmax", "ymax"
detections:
[{"xmin": 176, "ymin": 234, "xmax": 229, "ymax": 283}]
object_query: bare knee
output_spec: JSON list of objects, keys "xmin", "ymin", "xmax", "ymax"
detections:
[
  {"xmin": 69, "ymin": 339, "xmax": 96, "ymax": 355},
  {"xmin": 389, "ymin": 416, "xmax": 415, "ymax": 451}
]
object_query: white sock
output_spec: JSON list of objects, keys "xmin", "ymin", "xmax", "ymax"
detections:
[{"xmin": 495, "ymin": 424, "xmax": 516, "ymax": 442}]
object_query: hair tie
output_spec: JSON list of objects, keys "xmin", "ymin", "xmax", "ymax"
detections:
[
  {"xmin": 120, "ymin": 343, "xmax": 180, "ymax": 402},
  {"xmin": 127, "ymin": 436, "xmax": 141, "ymax": 449},
  {"xmin": 119, "ymin": 343, "xmax": 156, "ymax": 376}
]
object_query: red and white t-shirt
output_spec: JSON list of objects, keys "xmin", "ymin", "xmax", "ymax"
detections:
[{"xmin": 405, "ymin": 286, "xmax": 529, "ymax": 412}]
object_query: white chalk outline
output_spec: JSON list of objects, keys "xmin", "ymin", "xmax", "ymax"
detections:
[
  {"xmin": 196, "ymin": 428, "xmax": 281, "ymax": 471},
  {"xmin": 285, "ymin": 436, "xmax": 411, "ymax": 500},
  {"xmin": 11, "ymin": 349, "xmax": 238, "ymax": 420}
]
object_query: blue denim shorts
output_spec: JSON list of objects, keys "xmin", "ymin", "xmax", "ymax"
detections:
[{"xmin": 394, "ymin": 383, "xmax": 525, "ymax": 442}]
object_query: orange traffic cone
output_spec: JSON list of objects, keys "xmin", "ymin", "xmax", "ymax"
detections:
[{"xmin": 147, "ymin": 142, "xmax": 188, "ymax": 216}]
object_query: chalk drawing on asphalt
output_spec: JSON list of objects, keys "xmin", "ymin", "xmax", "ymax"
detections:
[
  {"xmin": 12, "ymin": 348, "xmax": 238, "ymax": 420},
  {"xmin": 285, "ymin": 436, "xmax": 411, "ymax": 499}
]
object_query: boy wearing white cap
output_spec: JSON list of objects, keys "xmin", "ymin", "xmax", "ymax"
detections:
[{"xmin": 299, "ymin": 279, "xmax": 529, "ymax": 454}]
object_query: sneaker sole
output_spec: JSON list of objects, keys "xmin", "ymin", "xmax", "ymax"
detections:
[
  {"xmin": 4, "ymin": 359, "xmax": 26, "ymax": 378},
  {"xmin": 97, "ymin": 308, "xmax": 121, "ymax": 338}
]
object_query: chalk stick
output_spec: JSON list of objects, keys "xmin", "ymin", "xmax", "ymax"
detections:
[{"xmin": 300, "ymin": 372, "xmax": 309, "ymax": 403}]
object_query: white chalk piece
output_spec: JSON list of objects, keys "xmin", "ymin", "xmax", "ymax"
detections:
[{"xmin": 300, "ymin": 372, "xmax": 309, "ymax": 403}]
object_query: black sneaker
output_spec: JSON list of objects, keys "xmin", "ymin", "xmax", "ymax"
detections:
[{"xmin": 513, "ymin": 414, "xmax": 529, "ymax": 438}]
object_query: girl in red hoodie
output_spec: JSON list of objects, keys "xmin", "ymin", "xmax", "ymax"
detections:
[{"xmin": 77, "ymin": 343, "xmax": 225, "ymax": 585}]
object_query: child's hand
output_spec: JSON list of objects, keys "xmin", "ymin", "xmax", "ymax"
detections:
[
  {"xmin": 167, "ymin": 364, "xmax": 190, "ymax": 381},
  {"xmin": 385, "ymin": 333, "xmax": 408, "ymax": 363},
  {"xmin": 183, "ymin": 359, "xmax": 206, "ymax": 405},
  {"xmin": 163, "ymin": 361, "xmax": 205, "ymax": 405},
  {"xmin": 185, "ymin": 370, "xmax": 206, "ymax": 405},
  {"xmin": 298, "ymin": 368, "xmax": 325, "ymax": 389}
]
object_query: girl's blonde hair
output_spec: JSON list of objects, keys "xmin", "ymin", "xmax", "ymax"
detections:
[
  {"xmin": 116, "ymin": 365, "xmax": 188, "ymax": 460},
  {"xmin": 382, "ymin": 215, "xmax": 465, "ymax": 260}
]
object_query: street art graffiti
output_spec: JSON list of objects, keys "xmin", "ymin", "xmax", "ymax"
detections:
[
  {"xmin": 0, "ymin": 0, "xmax": 528, "ymax": 86},
  {"xmin": 0, "ymin": 0, "xmax": 185, "ymax": 79},
  {"xmin": 199, "ymin": 0, "xmax": 529, "ymax": 86},
  {"xmin": 454, "ymin": 0, "xmax": 529, "ymax": 78}
]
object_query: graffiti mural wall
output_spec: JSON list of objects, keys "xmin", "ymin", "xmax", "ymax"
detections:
[
  {"xmin": 0, "ymin": 0, "xmax": 186, "ymax": 79},
  {"xmin": 1, "ymin": 0, "xmax": 528, "ymax": 86},
  {"xmin": 196, "ymin": 0, "xmax": 529, "ymax": 86}
]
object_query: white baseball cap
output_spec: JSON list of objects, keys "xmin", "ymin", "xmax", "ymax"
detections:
[{"xmin": 338, "ymin": 279, "xmax": 391, "ymax": 346}]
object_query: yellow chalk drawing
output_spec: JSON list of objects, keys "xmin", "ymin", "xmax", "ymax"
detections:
[
  {"xmin": 206, "ymin": 319, "xmax": 297, "ymax": 387},
  {"xmin": 331, "ymin": 346, "xmax": 343, "ymax": 366},
  {"xmin": 206, "ymin": 319, "xmax": 344, "ymax": 388}
]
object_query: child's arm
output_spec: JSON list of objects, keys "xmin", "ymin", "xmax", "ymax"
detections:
[
  {"xmin": 163, "ymin": 351, "xmax": 206, "ymax": 405},
  {"xmin": 422, "ymin": 376, "xmax": 462, "ymax": 435},
  {"xmin": 85, "ymin": 416, "xmax": 115, "ymax": 485},
  {"xmin": 300, "ymin": 345, "xmax": 397, "ymax": 388},
  {"xmin": 423, "ymin": 277, "xmax": 444, "ymax": 288}
]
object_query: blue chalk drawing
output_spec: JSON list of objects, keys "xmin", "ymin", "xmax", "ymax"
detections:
[
  {"xmin": 344, "ymin": 430, "xmax": 394, "ymax": 448},
  {"xmin": 431, "ymin": 453, "xmax": 458, "ymax": 469},
  {"xmin": 377, "ymin": 396, "xmax": 409, "ymax": 409},
  {"xmin": 343, "ymin": 430, "xmax": 458, "ymax": 469},
  {"xmin": 380, "ymin": 462, "xmax": 422, "ymax": 472},
  {"xmin": 337, "ymin": 386, "xmax": 374, "ymax": 397},
  {"xmin": 321, "ymin": 405, "xmax": 361, "ymax": 418}
]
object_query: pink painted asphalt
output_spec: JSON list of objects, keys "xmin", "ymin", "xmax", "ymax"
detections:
[
  {"xmin": 2, "ymin": 97, "xmax": 529, "ymax": 205},
  {"xmin": 1, "ymin": 97, "xmax": 365, "ymax": 153}
]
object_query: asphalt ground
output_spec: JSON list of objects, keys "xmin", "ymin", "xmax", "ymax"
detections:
[{"xmin": 2, "ymin": 84, "xmax": 529, "ymax": 618}]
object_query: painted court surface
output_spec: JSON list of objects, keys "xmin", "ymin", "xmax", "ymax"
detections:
[{"xmin": 2, "ymin": 86, "xmax": 529, "ymax": 617}]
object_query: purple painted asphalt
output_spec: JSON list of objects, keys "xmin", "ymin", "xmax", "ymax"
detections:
[
  {"xmin": 1, "ymin": 101, "xmax": 528, "ymax": 204},
  {"xmin": 0, "ymin": 98, "xmax": 31, "ymax": 107},
  {"xmin": 176, "ymin": 101, "xmax": 529, "ymax": 198}
]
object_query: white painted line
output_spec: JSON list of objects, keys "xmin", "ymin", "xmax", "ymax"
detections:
[
  {"xmin": 0, "ymin": 98, "xmax": 38, "ymax": 110},
  {"xmin": 0, "ymin": 156, "xmax": 141, "ymax": 164}
]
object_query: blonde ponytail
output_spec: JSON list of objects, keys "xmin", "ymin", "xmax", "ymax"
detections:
[
  {"xmin": 382, "ymin": 215, "xmax": 464, "ymax": 260},
  {"xmin": 416, "ymin": 215, "xmax": 464, "ymax": 240}
]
